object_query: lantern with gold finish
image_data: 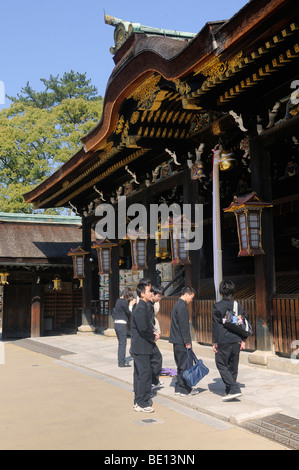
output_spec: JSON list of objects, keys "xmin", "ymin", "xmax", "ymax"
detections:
[
  {"xmin": 224, "ymin": 192, "xmax": 272, "ymax": 256},
  {"xmin": 155, "ymin": 222, "xmax": 170, "ymax": 259},
  {"xmin": 91, "ymin": 238, "xmax": 117, "ymax": 274},
  {"xmin": 52, "ymin": 274, "xmax": 62, "ymax": 291},
  {"xmin": 0, "ymin": 270, "xmax": 9, "ymax": 285},
  {"xmin": 67, "ymin": 246, "xmax": 89, "ymax": 288},
  {"xmin": 162, "ymin": 215, "xmax": 195, "ymax": 265}
]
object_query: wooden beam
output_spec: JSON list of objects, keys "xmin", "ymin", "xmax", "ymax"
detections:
[{"xmin": 260, "ymin": 114, "xmax": 299, "ymax": 148}]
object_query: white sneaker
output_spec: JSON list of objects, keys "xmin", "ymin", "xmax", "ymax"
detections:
[
  {"xmin": 134, "ymin": 405, "xmax": 154, "ymax": 413},
  {"xmin": 222, "ymin": 392, "xmax": 242, "ymax": 401},
  {"xmin": 175, "ymin": 389, "xmax": 199, "ymax": 397}
]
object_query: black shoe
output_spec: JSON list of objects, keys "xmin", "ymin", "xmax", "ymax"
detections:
[{"xmin": 119, "ymin": 363, "xmax": 131, "ymax": 367}]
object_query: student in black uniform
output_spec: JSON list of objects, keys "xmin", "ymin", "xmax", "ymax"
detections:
[
  {"xmin": 148, "ymin": 285, "xmax": 164, "ymax": 390},
  {"xmin": 114, "ymin": 287, "xmax": 136, "ymax": 367},
  {"xmin": 131, "ymin": 282, "xmax": 159, "ymax": 413},
  {"xmin": 169, "ymin": 286, "xmax": 199, "ymax": 396},
  {"xmin": 212, "ymin": 280, "xmax": 246, "ymax": 401}
]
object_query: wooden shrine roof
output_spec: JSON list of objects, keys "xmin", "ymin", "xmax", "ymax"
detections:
[{"xmin": 0, "ymin": 213, "xmax": 82, "ymax": 265}]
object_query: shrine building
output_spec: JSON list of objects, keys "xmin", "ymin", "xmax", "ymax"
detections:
[{"xmin": 19, "ymin": 0, "xmax": 299, "ymax": 364}]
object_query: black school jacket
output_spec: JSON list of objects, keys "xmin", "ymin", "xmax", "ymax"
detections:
[
  {"xmin": 113, "ymin": 297, "xmax": 131, "ymax": 322},
  {"xmin": 130, "ymin": 299, "xmax": 155, "ymax": 355},
  {"xmin": 212, "ymin": 298, "xmax": 247, "ymax": 344},
  {"xmin": 169, "ymin": 298, "xmax": 191, "ymax": 346}
]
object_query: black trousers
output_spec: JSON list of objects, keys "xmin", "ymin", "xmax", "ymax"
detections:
[
  {"xmin": 132, "ymin": 353, "xmax": 152, "ymax": 408},
  {"xmin": 215, "ymin": 342, "xmax": 241, "ymax": 394},
  {"xmin": 151, "ymin": 343, "xmax": 162, "ymax": 385},
  {"xmin": 173, "ymin": 344, "xmax": 192, "ymax": 394},
  {"xmin": 114, "ymin": 323, "xmax": 128, "ymax": 366}
]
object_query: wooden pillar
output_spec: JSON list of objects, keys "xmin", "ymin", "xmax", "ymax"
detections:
[
  {"xmin": 183, "ymin": 167, "xmax": 200, "ymax": 340},
  {"xmin": 144, "ymin": 188, "xmax": 156, "ymax": 283},
  {"xmin": 31, "ymin": 274, "xmax": 41, "ymax": 338},
  {"xmin": 109, "ymin": 240, "xmax": 119, "ymax": 329},
  {"xmin": 248, "ymin": 117, "xmax": 276, "ymax": 353},
  {"xmin": 183, "ymin": 168, "xmax": 200, "ymax": 295},
  {"xmin": 80, "ymin": 216, "xmax": 94, "ymax": 332}
]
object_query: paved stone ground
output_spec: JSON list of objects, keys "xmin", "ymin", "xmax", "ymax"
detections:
[
  {"xmin": 242, "ymin": 413, "xmax": 299, "ymax": 450},
  {"xmin": 11, "ymin": 333, "xmax": 299, "ymax": 450}
]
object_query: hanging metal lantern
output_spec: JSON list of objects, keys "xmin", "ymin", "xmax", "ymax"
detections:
[
  {"xmin": 91, "ymin": 238, "xmax": 117, "ymax": 274},
  {"xmin": 162, "ymin": 215, "xmax": 195, "ymax": 265},
  {"xmin": 52, "ymin": 274, "xmax": 62, "ymax": 291},
  {"xmin": 224, "ymin": 192, "xmax": 272, "ymax": 256},
  {"xmin": 67, "ymin": 246, "xmax": 89, "ymax": 288},
  {"xmin": 127, "ymin": 227, "xmax": 148, "ymax": 270},
  {"xmin": 0, "ymin": 270, "xmax": 9, "ymax": 285},
  {"xmin": 155, "ymin": 222, "xmax": 170, "ymax": 259}
]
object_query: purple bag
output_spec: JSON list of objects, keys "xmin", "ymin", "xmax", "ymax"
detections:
[{"xmin": 160, "ymin": 368, "xmax": 177, "ymax": 377}]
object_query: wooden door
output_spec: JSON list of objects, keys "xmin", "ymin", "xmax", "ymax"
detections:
[{"xmin": 3, "ymin": 285, "xmax": 32, "ymax": 338}]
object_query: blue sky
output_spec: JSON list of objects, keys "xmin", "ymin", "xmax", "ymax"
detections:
[{"xmin": 0, "ymin": 0, "xmax": 248, "ymax": 110}]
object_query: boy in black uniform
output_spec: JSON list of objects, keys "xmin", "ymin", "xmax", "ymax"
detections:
[
  {"xmin": 169, "ymin": 286, "xmax": 198, "ymax": 396},
  {"xmin": 212, "ymin": 280, "xmax": 246, "ymax": 401},
  {"xmin": 148, "ymin": 285, "xmax": 164, "ymax": 390},
  {"xmin": 131, "ymin": 282, "xmax": 159, "ymax": 412}
]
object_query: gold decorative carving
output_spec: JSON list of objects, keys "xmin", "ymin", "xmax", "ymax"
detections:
[
  {"xmin": 189, "ymin": 113, "xmax": 210, "ymax": 134},
  {"xmin": 122, "ymin": 136, "xmax": 141, "ymax": 148},
  {"xmin": 129, "ymin": 75, "xmax": 161, "ymax": 110},
  {"xmin": 121, "ymin": 120, "xmax": 129, "ymax": 140},
  {"xmin": 130, "ymin": 111, "xmax": 140, "ymax": 124},
  {"xmin": 115, "ymin": 115, "xmax": 125, "ymax": 134},
  {"xmin": 200, "ymin": 52, "xmax": 243, "ymax": 81},
  {"xmin": 174, "ymin": 79, "xmax": 191, "ymax": 95}
]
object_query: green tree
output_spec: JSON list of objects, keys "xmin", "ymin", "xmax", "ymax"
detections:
[
  {"xmin": 7, "ymin": 70, "xmax": 99, "ymax": 108},
  {"xmin": 0, "ymin": 71, "xmax": 103, "ymax": 213}
]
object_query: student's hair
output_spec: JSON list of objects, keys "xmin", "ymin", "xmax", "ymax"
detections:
[
  {"xmin": 180, "ymin": 286, "xmax": 196, "ymax": 296},
  {"xmin": 122, "ymin": 287, "xmax": 134, "ymax": 300},
  {"xmin": 139, "ymin": 277, "xmax": 152, "ymax": 286},
  {"xmin": 136, "ymin": 282, "xmax": 149, "ymax": 298},
  {"xmin": 151, "ymin": 285, "xmax": 163, "ymax": 296},
  {"xmin": 219, "ymin": 280, "xmax": 235, "ymax": 300}
]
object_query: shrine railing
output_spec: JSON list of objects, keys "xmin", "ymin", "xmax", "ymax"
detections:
[{"xmin": 158, "ymin": 296, "xmax": 299, "ymax": 357}]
